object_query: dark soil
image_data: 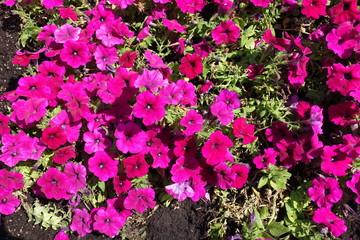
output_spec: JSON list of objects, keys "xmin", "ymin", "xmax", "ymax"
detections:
[{"xmin": 0, "ymin": 4, "xmax": 24, "ymax": 114}]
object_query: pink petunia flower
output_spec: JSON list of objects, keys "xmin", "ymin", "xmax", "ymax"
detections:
[
  {"xmin": 250, "ymin": 0, "xmax": 274, "ymax": 7},
  {"xmin": 162, "ymin": 18, "xmax": 187, "ymax": 33},
  {"xmin": 321, "ymin": 144, "xmax": 353, "ymax": 176},
  {"xmin": 115, "ymin": 121, "xmax": 146, "ymax": 154},
  {"xmin": 346, "ymin": 171, "xmax": 360, "ymax": 204},
  {"xmin": 328, "ymin": 0, "xmax": 360, "ymax": 24},
  {"xmin": 326, "ymin": 22, "xmax": 358, "ymax": 59},
  {"xmin": 308, "ymin": 177, "xmax": 343, "ymax": 208},
  {"xmin": 94, "ymin": 45, "xmax": 119, "ymax": 71},
  {"xmin": 253, "ymin": 148, "xmax": 277, "ymax": 169},
  {"xmin": 123, "ymin": 154, "xmax": 149, "ymax": 178},
  {"xmin": 113, "ymin": 174, "xmax": 132, "ymax": 194},
  {"xmin": 96, "ymin": 21, "xmax": 134, "ymax": 47},
  {"xmin": 326, "ymin": 63, "xmax": 360, "ymax": 96},
  {"xmin": 108, "ymin": 0, "xmax": 135, "ymax": 9},
  {"xmin": 180, "ymin": 110, "xmax": 203, "ymax": 136},
  {"xmin": 328, "ymin": 101, "xmax": 359, "ymax": 126},
  {"xmin": 214, "ymin": 163, "xmax": 236, "ymax": 189},
  {"xmin": 231, "ymin": 164, "xmax": 249, "ymax": 189},
  {"xmin": 215, "ymin": 89, "xmax": 241, "ymax": 111},
  {"xmin": 170, "ymin": 156, "xmax": 199, "ymax": 183},
  {"xmin": 313, "ymin": 208, "xmax": 347, "ymax": 237},
  {"xmin": 301, "ymin": 0, "xmax": 327, "ymax": 19},
  {"xmin": 64, "ymin": 162, "xmax": 87, "ymax": 194},
  {"xmin": 119, "ymin": 51, "xmax": 137, "ymax": 68},
  {"xmin": 233, "ymin": 118, "xmax": 257, "ymax": 145},
  {"xmin": 40, "ymin": 126, "xmax": 67, "ymax": 149},
  {"xmin": 150, "ymin": 144, "xmax": 172, "ymax": 168},
  {"xmin": 202, "ymin": 131, "xmax": 234, "ymax": 165},
  {"xmin": 178, "ymin": 54, "xmax": 203, "ymax": 80},
  {"xmin": 212, "ymin": 21, "xmax": 240, "ymax": 45},
  {"xmin": 54, "ymin": 24, "xmax": 81, "ymax": 43},
  {"xmin": 58, "ymin": 7, "xmax": 77, "ymax": 21},
  {"xmin": 93, "ymin": 207, "xmax": 126, "ymax": 237},
  {"xmin": 41, "ymin": 0, "xmax": 63, "ymax": 9},
  {"xmin": 133, "ymin": 91, "xmax": 166, "ymax": 125},
  {"xmin": 70, "ymin": 208, "xmax": 92, "ymax": 237},
  {"xmin": 175, "ymin": 0, "xmax": 206, "ymax": 13},
  {"xmin": 211, "ymin": 102, "xmax": 234, "ymax": 125},
  {"xmin": 37, "ymin": 168, "xmax": 72, "ymax": 200},
  {"xmin": 0, "ymin": 191, "xmax": 21, "ymax": 215},
  {"xmin": 53, "ymin": 145, "xmax": 76, "ymax": 164},
  {"xmin": 83, "ymin": 128, "xmax": 112, "ymax": 154},
  {"xmin": 134, "ymin": 69, "xmax": 168, "ymax": 93},
  {"xmin": 60, "ymin": 41, "xmax": 91, "ymax": 68},
  {"xmin": 123, "ymin": 188, "xmax": 156, "ymax": 213},
  {"xmin": 176, "ymin": 80, "xmax": 197, "ymax": 106},
  {"xmin": 88, "ymin": 151, "xmax": 118, "ymax": 181},
  {"xmin": 144, "ymin": 50, "xmax": 167, "ymax": 69},
  {"xmin": 159, "ymin": 83, "xmax": 183, "ymax": 105}
]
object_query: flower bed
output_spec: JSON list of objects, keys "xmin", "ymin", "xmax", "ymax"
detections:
[{"xmin": 0, "ymin": 0, "xmax": 359, "ymax": 239}]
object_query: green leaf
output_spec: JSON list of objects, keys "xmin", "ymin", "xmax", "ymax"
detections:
[
  {"xmin": 98, "ymin": 181, "xmax": 106, "ymax": 192},
  {"xmin": 258, "ymin": 176, "xmax": 268, "ymax": 189},
  {"xmin": 267, "ymin": 222, "xmax": 289, "ymax": 237}
]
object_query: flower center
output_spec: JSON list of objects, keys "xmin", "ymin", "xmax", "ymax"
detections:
[
  {"xmin": 51, "ymin": 179, "xmax": 58, "ymax": 185},
  {"xmin": 344, "ymin": 73, "xmax": 352, "ymax": 80}
]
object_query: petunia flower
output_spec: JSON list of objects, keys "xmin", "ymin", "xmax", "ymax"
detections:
[
  {"xmin": 301, "ymin": 0, "xmax": 327, "ymax": 19},
  {"xmin": 0, "ymin": 191, "xmax": 21, "ymax": 215},
  {"xmin": 93, "ymin": 207, "xmax": 126, "ymax": 237},
  {"xmin": 202, "ymin": 131, "xmax": 234, "ymax": 165},
  {"xmin": 313, "ymin": 208, "xmax": 347, "ymax": 237},
  {"xmin": 54, "ymin": 24, "xmax": 81, "ymax": 43},
  {"xmin": 214, "ymin": 163, "xmax": 236, "ymax": 190},
  {"xmin": 176, "ymin": 80, "xmax": 197, "ymax": 106},
  {"xmin": 162, "ymin": 18, "xmax": 187, "ymax": 33},
  {"xmin": 64, "ymin": 162, "xmax": 87, "ymax": 194},
  {"xmin": 115, "ymin": 121, "xmax": 146, "ymax": 154},
  {"xmin": 119, "ymin": 51, "xmax": 137, "ymax": 68},
  {"xmin": 60, "ymin": 40, "xmax": 91, "ymax": 68},
  {"xmin": 175, "ymin": 0, "xmax": 206, "ymax": 13},
  {"xmin": 212, "ymin": 21, "xmax": 240, "ymax": 45},
  {"xmin": 70, "ymin": 208, "xmax": 92, "ymax": 237},
  {"xmin": 253, "ymin": 148, "xmax": 277, "ymax": 169},
  {"xmin": 41, "ymin": 0, "xmax": 63, "ymax": 9},
  {"xmin": 231, "ymin": 164, "xmax": 249, "ymax": 189},
  {"xmin": 37, "ymin": 168, "xmax": 72, "ymax": 200},
  {"xmin": 53, "ymin": 145, "xmax": 76, "ymax": 164},
  {"xmin": 178, "ymin": 53, "xmax": 203, "ymax": 80},
  {"xmin": 233, "ymin": 118, "xmax": 257, "ymax": 145},
  {"xmin": 249, "ymin": 0, "xmax": 274, "ymax": 7},
  {"xmin": 346, "ymin": 171, "xmax": 360, "ymax": 204},
  {"xmin": 134, "ymin": 69, "xmax": 168, "ymax": 93},
  {"xmin": 88, "ymin": 151, "xmax": 118, "ymax": 182},
  {"xmin": 113, "ymin": 174, "xmax": 132, "ymax": 194},
  {"xmin": 133, "ymin": 91, "xmax": 166, "ymax": 126},
  {"xmin": 40, "ymin": 126, "xmax": 67, "ymax": 149},
  {"xmin": 123, "ymin": 154, "xmax": 149, "ymax": 178},
  {"xmin": 180, "ymin": 110, "xmax": 203, "ymax": 136},
  {"xmin": 58, "ymin": 7, "xmax": 77, "ymax": 21},
  {"xmin": 321, "ymin": 144, "xmax": 353, "ymax": 176},
  {"xmin": 308, "ymin": 177, "xmax": 343, "ymax": 208},
  {"xmin": 328, "ymin": 101, "xmax": 359, "ymax": 126},
  {"xmin": 123, "ymin": 188, "xmax": 156, "ymax": 213},
  {"xmin": 94, "ymin": 45, "xmax": 119, "ymax": 71}
]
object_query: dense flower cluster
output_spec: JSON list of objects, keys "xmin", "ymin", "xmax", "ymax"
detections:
[{"xmin": 1, "ymin": 0, "xmax": 360, "ymax": 239}]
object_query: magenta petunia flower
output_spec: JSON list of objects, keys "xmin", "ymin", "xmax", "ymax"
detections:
[
  {"xmin": 170, "ymin": 156, "xmax": 199, "ymax": 183},
  {"xmin": 0, "ymin": 191, "xmax": 21, "ymax": 215},
  {"xmin": 113, "ymin": 174, "xmax": 132, "ymax": 194},
  {"xmin": 53, "ymin": 145, "xmax": 76, "ymax": 164},
  {"xmin": 93, "ymin": 207, "xmax": 126, "ymax": 237},
  {"xmin": 38, "ymin": 24, "xmax": 58, "ymax": 47},
  {"xmin": 180, "ymin": 110, "xmax": 203, "ymax": 136},
  {"xmin": 175, "ymin": 0, "xmax": 206, "ymax": 13},
  {"xmin": 159, "ymin": 83, "xmax": 182, "ymax": 105},
  {"xmin": 301, "ymin": 0, "xmax": 327, "ymax": 19},
  {"xmin": 37, "ymin": 168, "xmax": 72, "ymax": 200},
  {"xmin": 173, "ymin": 136, "xmax": 197, "ymax": 158},
  {"xmin": 313, "ymin": 208, "xmax": 347, "ymax": 237},
  {"xmin": 326, "ymin": 22, "xmax": 358, "ymax": 59},
  {"xmin": 83, "ymin": 128, "xmax": 112, "ymax": 154},
  {"xmin": 95, "ymin": 21, "xmax": 134, "ymax": 47},
  {"xmin": 123, "ymin": 188, "xmax": 156, "ymax": 213},
  {"xmin": 115, "ymin": 121, "xmax": 146, "ymax": 154},
  {"xmin": 328, "ymin": 101, "xmax": 359, "ymax": 126},
  {"xmin": 133, "ymin": 91, "xmax": 166, "ymax": 126},
  {"xmin": 54, "ymin": 24, "xmax": 81, "ymax": 43},
  {"xmin": 119, "ymin": 51, "xmax": 137, "ymax": 68},
  {"xmin": 40, "ymin": 126, "xmax": 67, "ymax": 149},
  {"xmin": 88, "ymin": 151, "xmax": 118, "ymax": 181},
  {"xmin": 0, "ymin": 132, "xmax": 32, "ymax": 167},
  {"xmin": 298, "ymin": 133, "xmax": 323, "ymax": 164},
  {"xmin": 346, "ymin": 171, "xmax": 360, "ymax": 204},
  {"xmin": 70, "ymin": 208, "xmax": 92, "ymax": 237},
  {"xmin": 231, "ymin": 164, "xmax": 249, "ymax": 189},
  {"xmin": 178, "ymin": 53, "xmax": 203, "ymax": 80},
  {"xmin": 53, "ymin": 231, "xmax": 69, "ymax": 240},
  {"xmin": 341, "ymin": 134, "xmax": 360, "ymax": 159},
  {"xmin": 58, "ymin": 7, "xmax": 77, "ymax": 21},
  {"xmin": 212, "ymin": 21, "xmax": 240, "ymax": 45},
  {"xmin": 215, "ymin": 89, "xmax": 241, "ymax": 111},
  {"xmin": 0, "ymin": 169, "xmax": 24, "ymax": 192},
  {"xmin": 94, "ymin": 45, "xmax": 119, "ymax": 71},
  {"xmin": 328, "ymin": 0, "xmax": 360, "ymax": 24},
  {"xmin": 41, "ymin": 0, "xmax": 63, "ymax": 9},
  {"xmin": 321, "ymin": 144, "xmax": 353, "ymax": 176},
  {"xmin": 162, "ymin": 18, "xmax": 187, "ymax": 33},
  {"xmin": 176, "ymin": 80, "xmax": 197, "ymax": 106},
  {"xmin": 214, "ymin": 163, "xmax": 236, "ymax": 190},
  {"xmin": 326, "ymin": 63, "xmax": 360, "ymax": 96},
  {"xmin": 233, "ymin": 118, "xmax": 257, "ymax": 145},
  {"xmin": 211, "ymin": 102, "xmax": 234, "ymax": 125},
  {"xmin": 144, "ymin": 50, "xmax": 167, "ymax": 69},
  {"xmin": 150, "ymin": 144, "xmax": 172, "ymax": 168},
  {"xmin": 123, "ymin": 154, "xmax": 149, "ymax": 178},
  {"xmin": 60, "ymin": 40, "xmax": 91, "ymax": 68},
  {"xmin": 308, "ymin": 177, "xmax": 343, "ymax": 208},
  {"xmin": 253, "ymin": 148, "xmax": 277, "ymax": 169},
  {"xmin": 202, "ymin": 131, "xmax": 234, "ymax": 165},
  {"xmin": 11, "ymin": 98, "xmax": 48, "ymax": 125},
  {"xmin": 64, "ymin": 162, "xmax": 87, "ymax": 194},
  {"xmin": 250, "ymin": 0, "xmax": 274, "ymax": 7},
  {"xmin": 134, "ymin": 69, "xmax": 168, "ymax": 93},
  {"xmin": 49, "ymin": 110, "xmax": 82, "ymax": 143},
  {"xmin": 108, "ymin": 0, "xmax": 135, "ymax": 9}
]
